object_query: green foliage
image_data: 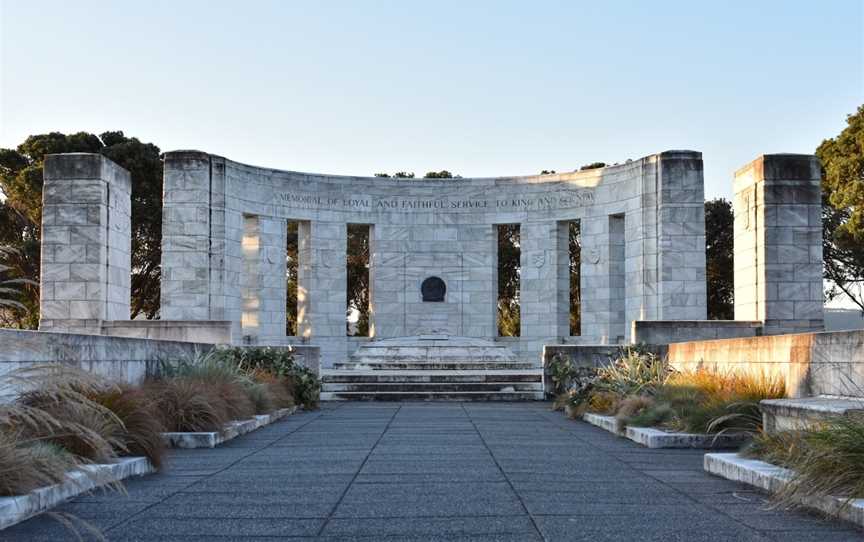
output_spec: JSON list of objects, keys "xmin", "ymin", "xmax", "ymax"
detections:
[
  {"xmin": 594, "ymin": 347, "xmax": 671, "ymax": 397},
  {"xmin": 285, "ymin": 365, "xmax": 321, "ymax": 410},
  {"xmin": 705, "ymin": 198, "xmax": 734, "ymax": 320},
  {"xmin": 497, "ymin": 224, "xmax": 520, "ymax": 336},
  {"xmin": 423, "ymin": 170, "xmax": 458, "ymax": 179},
  {"xmin": 548, "ymin": 353, "xmax": 578, "ymax": 396},
  {"xmin": 210, "ymin": 346, "xmax": 297, "ymax": 378},
  {"xmin": 0, "ymin": 131, "xmax": 163, "ymax": 326},
  {"xmin": 286, "ymin": 220, "xmax": 299, "ymax": 335},
  {"xmin": 630, "ymin": 369, "xmax": 785, "ymax": 434},
  {"xmin": 579, "ymin": 162, "xmax": 606, "ymax": 170},
  {"xmin": 568, "ymin": 221, "xmax": 581, "ymax": 335},
  {"xmin": 346, "ymin": 224, "xmax": 370, "ymax": 336},
  {"xmin": 197, "ymin": 346, "xmax": 321, "ymax": 410},
  {"xmin": 818, "ymin": 105, "xmax": 864, "ymax": 311},
  {"xmin": 746, "ymin": 413, "xmax": 864, "ymax": 506},
  {"xmin": 374, "ymin": 171, "xmax": 415, "ymax": 178}
]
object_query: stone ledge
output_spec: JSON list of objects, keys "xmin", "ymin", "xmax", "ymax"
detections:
[
  {"xmin": 625, "ymin": 426, "xmax": 749, "ymax": 449},
  {"xmin": 704, "ymin": 453, "xmax": 864, "ymax": 528},
  {"xmin": 582, "ymin": 413, "xmax": 625, "ymax": 436},
  {"xmin": 162, "ymin": 406, "xmax": 297, "ymax": 449},
  {"xmin": 0, "ymin": 457, "xmax": 154, "ymax": 531},
  {"xmin": 581, "ymin": 413, "xmax": 747, "ymax": 449},
  {"xmin": 761, "ymin": 396, "xmax": 864, "ymax": 433}
]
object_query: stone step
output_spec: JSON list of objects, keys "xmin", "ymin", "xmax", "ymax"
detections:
[
  {"xmin": 323, "ymin": 382, "xmax": 543, "ymax": 393},
  {"xmin": 333, "ymin": 362, "xmax": 536, "ymax": 370},
  {"xmin": 320, "ymin": 391, "xmax": 546, "ymax": 401},
  {"xmin": 323, "ymin": 372, "xmax": 542, "ymax": 383},
  {"xmin": 760, "ymin": 395, "xmax": 864, "ymax": 433}
]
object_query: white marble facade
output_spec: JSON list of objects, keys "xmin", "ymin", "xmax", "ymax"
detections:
[{"xmin": 158, "ymin": 150, "xmax": 708, "ymax": 367}]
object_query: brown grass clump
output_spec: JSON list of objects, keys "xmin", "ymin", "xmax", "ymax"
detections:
[
  {"xmin": 0, "ymin": 434, "xmax": 78, "ymax": 496},
  {"xmin": 585, "ymin": 390, "xmax": 620, "ymax": 415},
  {"xmin": 265, "ymin": 382, "xmax": 295, "ymax": 410},
  {"xmin": 145, "ymin": 379, "xmax": 229, "ymax": 433},
  {"xmin": 90, "ymin": 388, "xmax": 166, "ymax": 469}
]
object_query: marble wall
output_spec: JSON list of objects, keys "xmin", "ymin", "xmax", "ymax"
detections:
[{"xmin": 160, "ymin": 150, "xmax": 708, "ymax": 367}]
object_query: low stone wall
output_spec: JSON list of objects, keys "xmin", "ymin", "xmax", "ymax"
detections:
[
  {"xmin": 0, "ymin": 329, "xmax": 321, "ymax": 387},
  {"xmin": 631, "ymin": 320, "xmax": 762, "ymax": 344},
  {"xmin": 101, "ymin": 320, "xmax": 233, "ymax": 344},
  {"xmin": 666, "ymin": 330, "xmax": 864, "ymax": 398},
  {"xmin": 0, "ymin": 329, "xmax": 212, "ymax": 385}
]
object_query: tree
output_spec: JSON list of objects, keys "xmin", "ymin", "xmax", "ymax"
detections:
[
  {"xmin": 568, "ymin": 221, "xmax": 581, "ymax": 335},
  {"xmin": 705, "ymin": 198, "xmax": 734, "ymax": 319},
  {"xmin": 579, "ymin": 162, "xmax": 606, "ymax": 171},
  {"xmin": 374, "ymin": 171, "xmax": 415, "ymax": 178},
  {"xmin": 818, "ymin": 105, "xmax": 864, "ymax": 311},
  {"xmin": 346, "ymin": 224, "xmax": 370, "ymax": 336},
  {"xmin": 497, "ymin": 224, "xmax": 520, "ymax": 336},
  {"xmin": 424, "ymin": 170, "xmax": 458, "ymax": 179},
  {"xmin": 0, "ymin": 131, "xmax": 163, "ymax": 326}
]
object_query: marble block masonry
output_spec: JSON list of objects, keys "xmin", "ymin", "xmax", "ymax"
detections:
[{"xmin": 36, "ymin": 150, "xmax": 824, "ymax": 381}]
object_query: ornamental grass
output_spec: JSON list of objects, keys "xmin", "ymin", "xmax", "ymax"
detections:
[{"xmin": 745, "ymin": 411, "xmax": 864, "ymax": 507}]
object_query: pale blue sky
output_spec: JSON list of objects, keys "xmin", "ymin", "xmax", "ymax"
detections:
[{"xmin": 1, "ymin": 0, "xmax": 861, "ymax": 199}]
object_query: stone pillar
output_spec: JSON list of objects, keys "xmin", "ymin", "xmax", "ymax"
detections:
[
  {"xmin": 654, "ymin": 151, "xmax": 707, "ymax": 321},
  {"xmin": 297, "ymin": 220, "xmax": 347, "ymax": 367},
  {"xmin": 734, "ymin": 154, "xmax": 823, "ymax": 334},
  {"xmin": 520, "ymin": 220, "xmax": 568, "ymax": 364},
  {"xmin": 160, "ymin": 151, "xmax": 239, "ymax": 339},
  {"xmin": 39, "ymin": 153, "xmax": 131, "ymax": 333},
  {"xmin": 240, "ymin": 215, "xmax": 287, "ymax": 343}
]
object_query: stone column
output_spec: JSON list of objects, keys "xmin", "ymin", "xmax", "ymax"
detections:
[
  {"xmin": 39, "ymin": 153, "xmax": 131, "ymax": 333},
  {"xmin": 297, "ymin": 220, "xmax": 347, "ymax": 367},
  {"xmin": 160, "ymin": 151, "xmax": 239, "ymax": 339},
  {"xmin": 654, "ymin": 151, "xmax": 707, "ymax": 321},
  {"xmin": 240, "ymin": 215, "xmax": 287, "ymax": 343},
  {"xmin": 734, "ymin": 154, "xmax": 823, "ymax": 334},
  {"xmin": 520, "ymin": 220, "xmax": 568, "ymax": 364}
]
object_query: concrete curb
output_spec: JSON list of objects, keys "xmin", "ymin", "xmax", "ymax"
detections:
[
  {"xmin": 162, "ymin": 406, "xmax": 298, "ymax": 449},
  {"xmin": 582, "ymin": 413, "xmax": 748, "ymax": 449},
  {"xmin": 0, "ymin": 457, "xmax": 154, "ymax": 531},
  {"xmin": 704, "ymin": 453, "xmax": 864, "ymax": 528}
]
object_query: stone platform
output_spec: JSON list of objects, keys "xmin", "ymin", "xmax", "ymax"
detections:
[{"xmin": 321, "ymin": 336, "xmax": 544, "ymax": 401}]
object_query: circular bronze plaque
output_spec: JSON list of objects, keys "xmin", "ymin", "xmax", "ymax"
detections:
[{"xmin": 421, "ymin": 276, "xmax": 446, "ymax": 302}]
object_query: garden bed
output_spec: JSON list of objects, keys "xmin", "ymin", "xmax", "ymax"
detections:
[
  {"xmin": 162, "ymin": 406, "xmax": 297, "ymax": 448},
  {"xmin": 582, "ymin": 413, "xmax": 748, "ymax": 449},
  {"xmin": 705, "ymin": 453, "xmax": 864, "ymax": 528},
  {"xmin": 0, "ymin": 457, "xmax": 154, "ymax": 530}
]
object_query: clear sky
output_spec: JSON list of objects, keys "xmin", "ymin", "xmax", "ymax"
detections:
[{"xmin": 1, "ymin": 0, "xmax": 861, "ymax": 199}]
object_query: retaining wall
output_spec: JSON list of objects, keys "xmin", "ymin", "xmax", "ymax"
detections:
[
  {"xmin": 0, "ymin": 329, "xmax": 321, "ymax": 385},
  {"xmin": 666, "ymin": 329, "xmax": 864, "ymax": 398}
]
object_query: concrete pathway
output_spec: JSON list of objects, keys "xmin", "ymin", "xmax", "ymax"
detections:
[{"xmin": 4, "ymin": 403, "xmax": 863, "ymax": 541}]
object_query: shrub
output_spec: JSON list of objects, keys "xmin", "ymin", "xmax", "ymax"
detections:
[
  {"xmin": 244, "ymin": 382, "xmax": 274, "ymax": 415},
  {"xmin": 664, "ymin": 369, "xmax": 785, "ymax": 433},
  {"xmin": 0, "ymin": 436, "xmax": 78, "ymax": 496},
  {"xmin": 145, "ymin": 378, "xmax": 229, "ymax": 433},
  {"xmin": 595, "ymin": 347, "xmax": 670, "ymax": 397},
  {"xmin": 585, "ymin": 390, "xmax": 620, "ymax": 415},
  {"xmin": 212, "ymin": 346, "xmax": 297, "ymax": 377},
  {"xmin": 548, "ymin": 353, "xmax": 578, "ymax": 397},
  {"xmin": 284, "ymin": 366, "xmax": 320, "ymax": 409},
  {"xmin": 615, "ymin": 395, "xmax": 657, "ymax": 430},
  {"xmin": 90, "ymin": 388, "xmax": 165, "ymax": 469},
  {"xmin": 746, "ymin": 413, "xmax": 864, "ymax": 507},
  {"xmin": 9, "ymin": 366, "xmax": 125, "ymax": 463}
]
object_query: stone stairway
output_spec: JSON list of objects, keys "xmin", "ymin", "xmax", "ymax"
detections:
[{"xmin": 321, "ymin": 336, "xmax": 545, "ymax": 401}]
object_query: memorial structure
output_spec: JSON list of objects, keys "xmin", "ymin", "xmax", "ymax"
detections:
[{"xmin": 35, "ymin": 150, "xmax": 825, "ymax": 400}]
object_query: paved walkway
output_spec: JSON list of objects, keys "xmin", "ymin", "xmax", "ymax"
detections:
[{"xmin": 5, "ymin": 403, "xmax": 863, "ymax": 541}]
